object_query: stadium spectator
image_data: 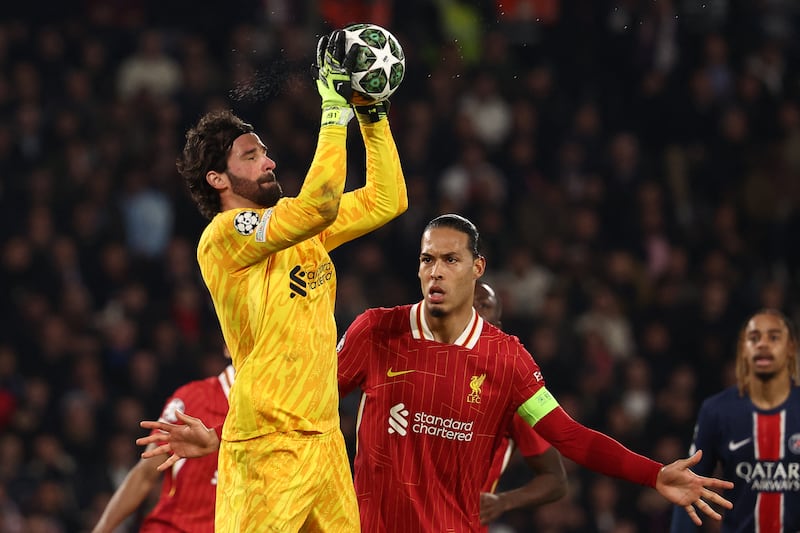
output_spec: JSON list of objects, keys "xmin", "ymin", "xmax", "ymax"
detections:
[{"xmin": 116, "ymin": 30, "xmax": 182, "ymax": 102}]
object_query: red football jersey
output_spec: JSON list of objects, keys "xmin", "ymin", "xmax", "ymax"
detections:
[
  {"xmin": 140, "ymin": 366, "xmax": 233, "ymax": 533},
  {"xmin": 482, "ymin": 414, "xmax": 552, "ymax": 493},
  {"xmin": 338, "ymin": 303, "xmax": 544, "ymax": 532}
]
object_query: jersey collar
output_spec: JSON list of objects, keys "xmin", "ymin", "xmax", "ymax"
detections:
[{"xmin": 409, "ymin": 301, "xmax": 484, "ymax": 349}]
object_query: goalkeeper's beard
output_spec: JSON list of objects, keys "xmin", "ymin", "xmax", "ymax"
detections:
[{"xmin": 228, "ymin": 169, "xmax": 283, "ymax": 208}]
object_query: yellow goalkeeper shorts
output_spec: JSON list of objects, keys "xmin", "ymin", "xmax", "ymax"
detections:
[{"xmin": 215, "ymin": 428, "xmax": 359, "ymax": 532}]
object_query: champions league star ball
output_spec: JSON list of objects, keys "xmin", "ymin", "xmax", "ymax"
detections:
[{"xmin": 343, "ymin": 23, "xmax": 405, "ymax": 104}]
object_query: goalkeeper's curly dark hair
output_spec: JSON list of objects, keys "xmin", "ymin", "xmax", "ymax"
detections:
[{"xmin": 176, "ymin": 110, "xmax": 254, "ymax": 220}]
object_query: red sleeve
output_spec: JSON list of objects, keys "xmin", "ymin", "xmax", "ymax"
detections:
[
  {"xmin": 336, "ymin": 310, "xmax": 374, "ymax": 397},
  {"xmin": 213, "ymin": 423, "xmax": 223, "ymax": 440},
  {"xmin": 534, "ymin": 406, "xmax": 662, "ymax": 487},
  {"xmin": 509, "ymin": 414, "xmax": 551, "ymax": 457}
]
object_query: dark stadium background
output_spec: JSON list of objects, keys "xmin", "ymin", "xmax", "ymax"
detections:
[{"xmin": 0, "ymin": 1, "xmax": 798, "ymax": 531}]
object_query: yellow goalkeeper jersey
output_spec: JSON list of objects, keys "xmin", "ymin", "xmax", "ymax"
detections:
[{"xmin": 198, "ymin": 121, "xmax": 406, "ymax": 441}]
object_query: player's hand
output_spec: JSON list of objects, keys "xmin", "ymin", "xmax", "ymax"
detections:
[
  {"xmin": 136, "ymin": 410, "xmax": 221, "ymax": 472},
  {"xmin": 354, "ymin": 100, "xmax": 390, "ymax": 123},
  {"xmin": 479, "ymin": 492, "xmax": 506, "ymax": 525},
  {"xmin": 655, "ymin": 450, "xmax": 734, "ymax": 526},
  {"xmin": 313, "ymin": 30, "xmax": 358, "ymax": 115}
]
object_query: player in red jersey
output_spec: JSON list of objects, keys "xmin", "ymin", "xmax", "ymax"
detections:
[
  {"xmin": 92, "ymin": 362, "xmax": 233, "ymax": 533},
  {"xmin": 334, "ymin": 213, "xmax": 733, "ymax": 532},
  {"xmin": 133, "ymin": 284, "xmax": 567, "ymax": 530},
  {"xmin": 474, "ymin": 281, "xmax": 568, "ymax": 525},
  {"xmin": 138, "ymin": 216, "xmax": 734, "ymax": 532}
]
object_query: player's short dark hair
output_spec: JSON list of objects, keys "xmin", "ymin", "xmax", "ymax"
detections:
[
  {"xmin": 176, "ymin": 110, "xmax": 255, "ymax": 220},
  {"xmin": 424, "ymin": 214, "xmax": 481, "ymax": 258},
  {"xmin": 735, "ymin": 308, "xmax": 799, "ymax": 395}
]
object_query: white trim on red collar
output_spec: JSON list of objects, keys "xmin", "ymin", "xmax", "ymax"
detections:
[
  {"xmin": 409, "ymin": 302, "xmax": 484, "ymax": 348},
  {"xmin": 218, "ymin": 365, "xmax": 235, "ymax": 402}
]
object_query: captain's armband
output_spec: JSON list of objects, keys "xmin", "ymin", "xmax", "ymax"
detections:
[{"xmin": 517, "ymin": 387, "xmax": 559, "ymax": 426}]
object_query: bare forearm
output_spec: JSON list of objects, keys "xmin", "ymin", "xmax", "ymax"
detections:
[
  {"xmin": 481, "ymin": 463, "xmax": 567, "ymax": 525},
  {"xmin": 92, "ymin": 456, "xmax": 161, "ymax": 533},
  {"xmin": 496, "ymin": 473, "xmax": 567, "ymax": 510}
]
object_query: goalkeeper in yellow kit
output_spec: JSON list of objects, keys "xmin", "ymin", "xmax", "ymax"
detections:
[{"xmin": 172, "ymin": 30, "xmax": 407, "ymax": 532}]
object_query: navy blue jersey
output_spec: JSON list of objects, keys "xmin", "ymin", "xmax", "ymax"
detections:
[{"xmin": 670, "ymin": 385, "xmax": 800, "ymax": 533}]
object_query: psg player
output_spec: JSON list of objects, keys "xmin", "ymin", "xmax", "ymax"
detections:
[{"xmin": 671, "ymin": 309, "xmax": 800, "ymax": 533}]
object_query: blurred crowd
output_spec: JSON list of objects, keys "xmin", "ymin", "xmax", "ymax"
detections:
[{"xmin": 1, "ymin": 1, "xmax": 799, "ymax": 532}]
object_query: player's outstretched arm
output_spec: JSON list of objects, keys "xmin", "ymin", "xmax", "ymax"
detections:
[
  {"xmin": 656, "ymin": 451, "xmax": 733, "ymax": 526},
  {"xmin": 529, "ymin": 402, "xmax": 732, "ymax": 526},
  {"xmin": 479, "ymin": 447, "xmax": 567, "ymax": 525},
  {"xmin": 91, "ymin": 444, "xmax": 164, "ymax": 533},
  {"xmin": 137, "ymin": 410, "xmax": 220, "ymax": 472}
]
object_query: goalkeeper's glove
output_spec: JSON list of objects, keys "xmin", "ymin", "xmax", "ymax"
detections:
[
  {"xmin": 313, "ymin": 30, "xmax": 358, "ymax": 126},
  {"xmin": 354, "ymin": 100, "xmax": 391, "ymax": 124}
]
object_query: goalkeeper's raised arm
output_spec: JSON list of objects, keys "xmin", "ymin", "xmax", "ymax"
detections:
[
  {"xmin": 170, "ymin": 27, "xmax": 373, "ymax": 533},
  {"xmin": 318, "ymin": 47, "xmax": 408, "ymax": 251}
]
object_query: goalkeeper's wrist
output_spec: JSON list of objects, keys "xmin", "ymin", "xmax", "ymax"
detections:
[
  {"xmin": 321, "ymin": 106, "xmax": 354, "ymax": 127},
  {"xmin": 354, "ymin": 101, "xmax": 390, "ymax": 124}
]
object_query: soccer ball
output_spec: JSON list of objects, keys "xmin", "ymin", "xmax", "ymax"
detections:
[{"xmin": 343, "ymin": 23, "xmax": 405, "ymax": 104}]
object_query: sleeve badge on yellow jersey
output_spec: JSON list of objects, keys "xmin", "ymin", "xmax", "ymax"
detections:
[
  {"xmin": 234, "ymin": 210, "xmax": 259, "ymax": 236},
  {"xmin": 255, "ymin": 208, "xmax": 272, "ymax": 242}
]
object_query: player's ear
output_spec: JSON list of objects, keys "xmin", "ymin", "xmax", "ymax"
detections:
[
  {"xmin": 206, "ymin": 170, "xmax": 227, "ymax": 191},
  {"xmin": 473, "ymin": 255, "xmax": 486, "ymax": 279}
]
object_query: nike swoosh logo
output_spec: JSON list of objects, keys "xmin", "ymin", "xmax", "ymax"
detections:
[
  {"xmin": 728, "ymin": 438, "xmax": 752, "ymax": 451},
  {"xmin": 387, "ymin": 368, "xmax": 415, "ymax": 377}
]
